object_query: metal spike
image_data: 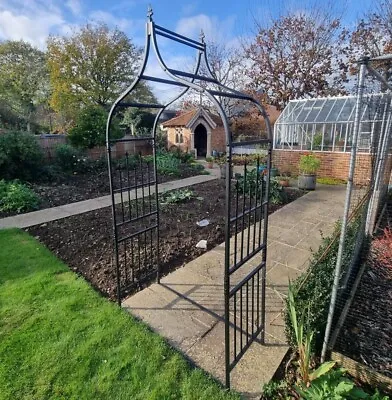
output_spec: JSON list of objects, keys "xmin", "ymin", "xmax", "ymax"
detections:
[
  {"xmin": 199, "ymin": 29, "xmax": 205, "ymax": 43},
  {"xmin": 147, "ymin": 5, "xmax": 153, "ymax": 19}
]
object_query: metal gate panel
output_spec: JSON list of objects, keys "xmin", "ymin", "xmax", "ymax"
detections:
[{"xmin": 106, "ymin": 7, "xmax": 272, "ymax": 388}]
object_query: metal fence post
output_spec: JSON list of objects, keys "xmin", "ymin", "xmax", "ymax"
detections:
[{"xmin": 320, "ymin": 57, "xmax": 368, "ymax": 363}]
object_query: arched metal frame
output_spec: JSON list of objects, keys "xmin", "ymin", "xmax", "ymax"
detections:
[{"xmin": 106, "ymin": 8, "xmax": 273, "ymax": 389}]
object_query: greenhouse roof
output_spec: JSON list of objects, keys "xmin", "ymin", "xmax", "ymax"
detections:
[{"xmin": 276, "ymin": 93, "xmax": 391, "ymax": 125}]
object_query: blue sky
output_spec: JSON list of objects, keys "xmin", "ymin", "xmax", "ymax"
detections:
[
  {"xmin": 0, "ymin": 0, "xmax": 375, "ymax": 50},
  {"xmin": 0, "ymin": 0, "xmax": 375, "ymax": 101}
]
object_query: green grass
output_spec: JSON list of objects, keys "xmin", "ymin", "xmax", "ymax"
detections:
[
  {"xmin": 0, "ymin": 229, "xmax": 239, "ymax": 400},
  {"xmin": 316, "ymin": 176, "xmax": 347, "ymax": 185}
]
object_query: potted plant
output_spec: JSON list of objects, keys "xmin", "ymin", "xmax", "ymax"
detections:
[
  {"xmin": 277, "ymin": 175, "xmax": 290, "ymax": 187},
  {"xmin": 206, "ymin": 156, "xmax": 214, "ymax": 169},
  {"xmin": 216, "ymin": 156, "xmax": 232, "ymax": 179},
  {"xmin": 298, "ymin": 153, "xmax": 321, "ymax": 190}
]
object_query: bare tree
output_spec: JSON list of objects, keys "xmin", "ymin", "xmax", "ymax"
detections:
[{"xmin": 245, "ymin": 10, "xmax": 348, "ymax": 110}]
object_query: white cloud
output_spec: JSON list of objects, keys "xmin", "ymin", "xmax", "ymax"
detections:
[
  {"xmin": 89, "ymin": 10, "xmax": 130, "ymax": 31},
  {"xmin": 66, "ymin": 0, "xmax": 81, "ymax": 16},
  {"xmin": 176, "ymin": 14, "xmax": 236, "ymax": 45},
  {"xmin": 0, "ymin": 9, "xmax": 64, "ymax": 49}
]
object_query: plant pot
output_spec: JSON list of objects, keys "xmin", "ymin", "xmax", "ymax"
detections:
[
  {"xmin": 219, "ymin": 164, "xmax": 233, "ymax": 179},
  {"xmin": 298, "ymin": 174, "xmax": 317, "ymax": 190},
  {"xmin": 270, "ymin": 167, "xmax": 279, "ymax": 177},
  {"xmin": 207, "ymin": 162, "xmax": 213, "ymax": 169},
  {"xmin": 279, "ymin": 179, "xmax": 290, "ymax": 187}
]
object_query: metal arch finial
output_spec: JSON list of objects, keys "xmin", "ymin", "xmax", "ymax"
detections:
[
  {"xmin": 147, "ymin": 5, "xmax": 153, "ymax": 20},
  {"xmin": 199, "ymin": 29, "xmax": 205, "ymax": 43}
]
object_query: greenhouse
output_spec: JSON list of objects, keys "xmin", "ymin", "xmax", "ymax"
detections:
[{"xmin": 273, "ymin": 93, "xmax": 392, "ymax": 153}]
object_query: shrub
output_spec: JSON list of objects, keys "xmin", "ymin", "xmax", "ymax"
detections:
[
  {"xmin": 0, "ymin": 131, "xmax": 44, "ymax": 181},
  {"xmin": 160, "ymin": 189, "xmax": 194, "ymax": 205},
  {"xmin": 0, "ymin": 180, "xmax": 40, "ymax": 213},
  {"xmin": 68, "ymin": 105, "xmax": 122, "ymax": 149},
  {"xmin": 299, "ymin": 153, "xmax": 321, "ymax": 174},
  {"xmin": 55, "ymin": 144, "xmax": 89, "ymax": 173},
  {"xmin": 236, "ymin": 169, "xmax": 287, "ymax": 205},
  {"xmin": 296, "ymin": 367, "xmax": 389, "ymax": 399},
  {"xmin": 372, "ymin": 228, "xmax": 392, "ymax": 268},
  {"xmin": 284, "ymin": 217, "xmax": 361, "ymax": 352},
  {"xmin": 155, "ymin": 152, "xmax": 182, "ymax": 176}
]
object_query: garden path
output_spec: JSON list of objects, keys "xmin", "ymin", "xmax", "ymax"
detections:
[
  {"xmin": 122, "ymin": 184, "xmax": 347, "ymax": 398},
  {"xmin": 0, "ymin": 167, "xmax": 220, "ymax": 229}
]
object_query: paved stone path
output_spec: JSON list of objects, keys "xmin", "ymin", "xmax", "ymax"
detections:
[
  {"xmin": 0, "ymin": 169, "xmax": 219, "ymax": 229},
  {"xmin": 122, "ymin": 185, "xmax": 347, "ymax": 398}
]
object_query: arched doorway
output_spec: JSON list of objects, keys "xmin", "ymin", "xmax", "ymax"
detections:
[{"xmin": 194, "ymin": 123, "xmax": 207, "ymax": 157}]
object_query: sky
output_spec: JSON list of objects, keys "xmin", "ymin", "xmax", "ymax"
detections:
[{"xmin": 0, "ymin": 0, "xmax": 376, "ymax": 101}]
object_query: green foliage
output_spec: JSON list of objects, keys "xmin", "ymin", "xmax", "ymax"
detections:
[
  {"xmin": 288, "ymin": 283, "xmax": 317, "ymax": 384},
  {"xmin": 317, "ymin": 176, "xmax": 347, "ymax": 185},
  {"xmin": 312, "ymin": 133, "xmax": 323, "ymax": 150},
  {"xmin": 68, "ymin": 105, "xmax": 122, "ymax": 149},
  {"xmin": 0, "ymin": 180, "xmax": 40, "ymax": 213},
  {"xmin": 285, "ymin": 217, "xmax": 361, "ymax": 351},
  {"xmin": 55, "ymin": 144, "xmax": 88, "ymax": 173},
  {"xmin": 299, "ymin": 153, "xmax": 321, "ymax": 174},
  {"xmin": 156, "ymin": 152, "xmax": 182, "ymax": 176},
  {"xmin": 160, "ymin": 189, "xmax": 195, "ymax": 205},
  {"xmin": 232, "ymin": 152, "xmax": 267, "ymax": 166},
  {"xmin": 296, "ymin": 368, "xmax": 389, "ymax": 400},
  {"xmin": 261, "ymin": 380, "xmax": 290, "ymax": 399},
  {"xmin": 236, "ymin": 169, "xmax": 287, "ymax": 205},
  {"xmin": 0, "ymin": 131, "xmax": 44, "ymax": 181},
  {"xmin": 0, "ymin": 40, "xmax": 49, "ymax": 132}
]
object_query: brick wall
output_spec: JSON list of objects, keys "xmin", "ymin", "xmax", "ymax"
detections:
[
  {"xmin": 272, "ymin": 150, "xmax": 383, "ymax": 185},
  {"xmin": 211, "ymin": 126, "xmax": 226, "ymax": 153}
]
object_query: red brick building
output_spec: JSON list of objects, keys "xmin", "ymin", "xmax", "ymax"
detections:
[{"xmin": 161, "ymin": 108, "xmax": 225, "ymax": 158}]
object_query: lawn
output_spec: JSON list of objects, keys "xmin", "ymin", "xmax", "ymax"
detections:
[{"xmin": 0, "ymin": 229, "xmax": 239, "ymax": 400}]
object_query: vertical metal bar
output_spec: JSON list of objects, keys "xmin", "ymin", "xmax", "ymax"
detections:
[
  {"xmin": 252, "ymin": 275, "xmax": 255, "ymax": 335},
  {"xmin": 124, "ymin": 241, "xmax": 128, "ymax": 284},
  {"xmin": 131, "ymin": 236, "xmax": 135, "ymax": 284},
  {"xmin": 321, "ymin": 58, "xmax": 368, "ymax": 362},
  {"xmin": 153, "ymin": 140, "xmax": 160, "ymax": 284},
  {"xmin": 260, "ymin": 142, "xmax": 272, "ymax": 343},
  {"xmin": 258, "ymin": 177, "xmax": 264, "ymax": 248},
  {"xmin": 126, "ymin": 153, "xmax": 132, "ymax": 220},
  {"xmin": 234, "ymin": 293, "xmax": 237, "ymax": 358},
  {"xmin": 107, "ymin": 142, "xmax": 121, "ymax": 306},
  {"xmin": 234, "ymin": 181, "xmax": 239, "ymax": 267},
  {"xmin": 119, "ymin": 169, "xmax": 125, "ymax": 222},
  {"xmin": 257, "ymin": 270, "xmax": 260, "ymax": 327},
  {"xmin": 253, "ymin": 157, "xmax": 260, "ymax": 252},
  {"xmin": 140, "ymin": 154, "xmax": 146, "ymax": 216},
  {"xmin": 241, "ymin": 163, "xmax": 247, "ymax": 261},
  {"xmin": 134, "ymin": 166, "xmax": 139, "ymax": 218},
  {"xmin": 246, "ymin": 281, "xmax": 249, "ymax": 343},
  {"xmin": 224, "ymin": 138, "xmax": 233, "ymax": 389},
  {"xmin": 240, "ymin": 286, "xmax": 243, "ymax": 351},
  {"xmin": 147, "ymin": 160, "xmax": 154, "ymax": 269},
  {"xmin": 247, "ymin": 168, "xmax": 253, "ymax": 256}
]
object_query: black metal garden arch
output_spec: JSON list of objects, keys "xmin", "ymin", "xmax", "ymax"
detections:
[{"xmin": 106, "ymin": 7, "xmax": 273, "ymax": 389}]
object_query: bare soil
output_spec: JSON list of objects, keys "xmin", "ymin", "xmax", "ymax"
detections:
[
  {"xmin": 0, "ymin": 163, "xmax": 205, "ymax": 218},
  {"xmin": 336, "ymin": 198, "xmax": 392, "ymax": 379},
  {"xmin": 27, "ymin": 180, "xmax": 303, "ymax": 301}
]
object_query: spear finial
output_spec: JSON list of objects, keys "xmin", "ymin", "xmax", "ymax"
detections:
[
  {"xmin": 147, "ymin": 5, "xmax": 153, "ymax": 20},
  {"xmin": 199, "ymin": 29, "xmax": 205, "ymax": 43}
]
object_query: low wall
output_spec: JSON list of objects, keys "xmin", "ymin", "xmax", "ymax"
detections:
[
  {"xmin": 272, "ymin": 149, "xmax": 378, "ymax": 185},
  {"xmin": 37, "ymin": 134, "xmax": 66, "ymax": 160},
  {"xmin": 37, "ymin": 134, "xmax": 152, "ymax": 160}
]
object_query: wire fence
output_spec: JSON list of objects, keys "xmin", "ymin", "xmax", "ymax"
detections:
[{"xmin": 320, "ymin": 57, "xmax": 392, "ymax": 388}]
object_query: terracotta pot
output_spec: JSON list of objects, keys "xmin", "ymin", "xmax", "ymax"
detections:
[
  {"xmin": 207, "ymin": 162, "xmax": 213, "ymax": 169},
  {"xmin": 279, "ymin": 179, "xmax": 290, "ymax": 187}
]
